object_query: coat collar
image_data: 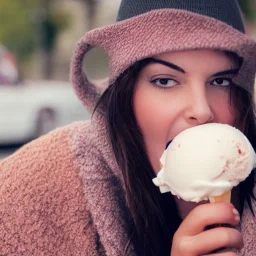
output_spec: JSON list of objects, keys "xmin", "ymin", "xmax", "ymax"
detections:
[{"xmin": 72, "ymin": 115, "xmax": 136, "ymax": 256}]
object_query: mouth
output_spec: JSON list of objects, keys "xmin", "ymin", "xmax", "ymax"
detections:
[{"xmin": 165, "ymin": 140, "xmax": 172, "ymax": 149}]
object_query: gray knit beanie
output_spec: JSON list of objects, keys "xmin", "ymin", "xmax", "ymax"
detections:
[
  {"xmin": 70, "ymin": 0, "xmax": 256, "ymax": 112},
  {"xmin": 117, "ymin": 0, "xmax": 245, "ymax": 33}
]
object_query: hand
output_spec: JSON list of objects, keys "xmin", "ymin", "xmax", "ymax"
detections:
[{"xmin": 171, "ymin": 202, "xmax": 243, "ymax": 256}]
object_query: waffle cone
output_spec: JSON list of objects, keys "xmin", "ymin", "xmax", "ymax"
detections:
[{"xmin": 209, "ymin": 190, "xmax": 231, "ymax": 203}]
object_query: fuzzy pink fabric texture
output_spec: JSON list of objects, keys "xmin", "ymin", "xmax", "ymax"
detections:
[{"xmin": 0, "ymin": 117, "xmax": 135, "ymax": 256}]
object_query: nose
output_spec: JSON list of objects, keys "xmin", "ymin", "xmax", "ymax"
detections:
[{"xmin": 185, "ymin": 88, "xmax": 214, "ymax": 124}]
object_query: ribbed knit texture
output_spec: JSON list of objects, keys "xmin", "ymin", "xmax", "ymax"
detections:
[{"xmin": 116, "ymin": 0, "xmax": 245, "ymax": 33}]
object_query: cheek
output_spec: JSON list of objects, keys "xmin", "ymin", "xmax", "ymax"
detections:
[
  {"xmin": 133, "ymin": 85, "xmax": 178, "ymax": 171},
  {"xmin": 209, "ymin": 89, "xmax": 237, "ymax": 125},
  {"xmin": 134, "ymin": 87, "xmax": 168, "ymax": 140}
]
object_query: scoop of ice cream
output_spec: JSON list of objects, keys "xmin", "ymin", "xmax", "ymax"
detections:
[{"xmin": 152, "ymin": 123, "xmax": 256, "ymax": 203}]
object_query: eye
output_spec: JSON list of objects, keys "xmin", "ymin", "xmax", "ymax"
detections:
[
  {"xmin": 210, "ymin": 78, "xmax": 232, "ymax": 87},
  {"xmin": 151, "ymin": 78, "xmax": 178, "ymax": 88}
]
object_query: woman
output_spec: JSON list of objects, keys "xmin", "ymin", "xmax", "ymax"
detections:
[{"xmin": 0, "ymin": 0, "xmax": 256, "ymax": 255}]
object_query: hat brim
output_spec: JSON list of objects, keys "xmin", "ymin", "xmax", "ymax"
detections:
[{"xmin": 70, "ymin": 9, "xmax": 256, "ymax": 111}]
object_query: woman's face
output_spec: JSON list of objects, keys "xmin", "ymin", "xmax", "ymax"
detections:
[{"xmin": 133, "ymin": 50, "xmax": 239, "ymax": 173}]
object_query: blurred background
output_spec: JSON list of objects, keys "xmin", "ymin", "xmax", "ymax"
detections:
[{"xmin": 0, "ymin": 0, "xmax": 255, "ymax": 159}]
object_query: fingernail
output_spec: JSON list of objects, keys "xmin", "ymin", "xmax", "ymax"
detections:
[
  {"xmin": 233, "ymin": 208, "xmax": 239, "ymax": 215},
  {"xmin": 233, "ymin": 208, "xmax": 240, "ymax": 221}
]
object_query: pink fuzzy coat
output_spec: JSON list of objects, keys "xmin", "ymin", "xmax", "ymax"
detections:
[{"xmin": 0, "ymin": 111, "xmax": 255, "ymax": 255}]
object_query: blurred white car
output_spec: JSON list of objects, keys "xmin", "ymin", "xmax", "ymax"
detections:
[{"xmin": 0, "ymin": 80, "xmax": 90, "ymax": 145}]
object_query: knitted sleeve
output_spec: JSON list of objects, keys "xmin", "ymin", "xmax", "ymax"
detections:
[{"xmin": 0, "ymin": 123, "xmax": 105, "ymax": 256}]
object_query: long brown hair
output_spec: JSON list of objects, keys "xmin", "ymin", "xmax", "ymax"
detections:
[{"xmin": 95, "ymin": 57, "xmax": 256, "ymax": 256}]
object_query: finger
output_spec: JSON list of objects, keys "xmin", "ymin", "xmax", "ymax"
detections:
[
  {"xmin": 192, "ymin": 227, "xmax": 243, "ymax": 255},
  {"xmin": 178, "ymin": 203, "xmax": 240, "ymax": 236},
  {"xmin": 202, "ymin": 252, "xmax": 239, "ymax": 256}
]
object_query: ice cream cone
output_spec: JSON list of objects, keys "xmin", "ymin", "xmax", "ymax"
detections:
[{"xmin": 209, "ymin": 190, "xmax": 231, "ymax": 203}]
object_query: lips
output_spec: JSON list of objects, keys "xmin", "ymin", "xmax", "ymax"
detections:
[{"xmin": 165, "ymin": 140, "xmax": 172, "ymax": 149}]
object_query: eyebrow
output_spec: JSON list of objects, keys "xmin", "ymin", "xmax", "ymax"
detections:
[
  {"xmin": 143, "ymin": 58, "xmax": 185, "ymax": 73},
  {"xmin": 212, "ymin": 69, "xmax": 239, "ymax": 77},
  {"xmin": 142, "ymin": 58, "xmax": 239, "ymax": 77}
]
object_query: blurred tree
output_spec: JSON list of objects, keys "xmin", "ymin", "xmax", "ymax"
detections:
[
  {"xmin": 0, "ymin": 0, "xmax": 69, "ymax": 79},
  {"xmin": 238, "ymin": 0, "xmax": 256, "ymax": 21},
  {"xmin": 39, "ymin": 0, "xmax": 70, "ymax": 79},
  {"xmin": 0, "ymin": 0, "xmax": 38, "ymax": 63},
  {"xmin": 80, "ymin": 0, "xmax": 100, "ymax": 30}
]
